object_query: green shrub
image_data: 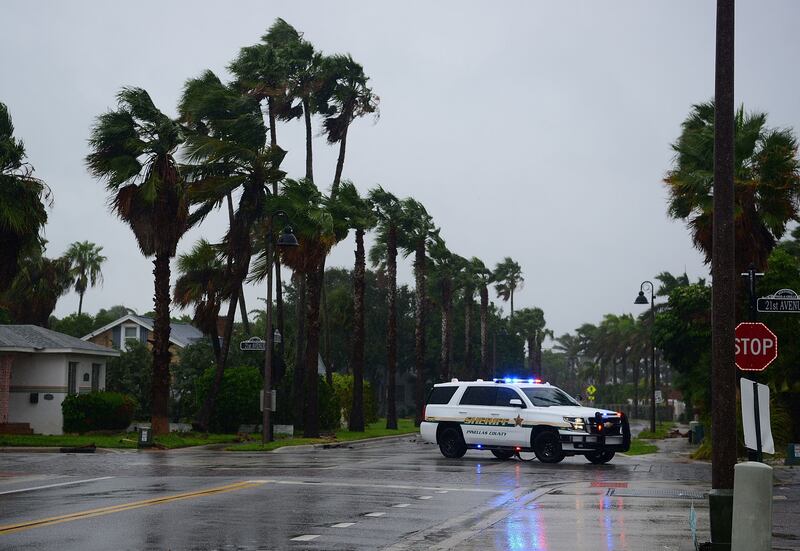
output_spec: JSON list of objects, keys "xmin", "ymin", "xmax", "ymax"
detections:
[
  {"xmin": 105, "ymin": 340, "xmax": 152, "ymax": 418},
  {"xmin": 194, "ymin": 366, "xmax": 261, "ymax": 433},
  {"xmin": 272, "ymin": 368, "xmax": 341, "ymax": 431},
  {"xmin": 332, "ymin": 373, "xmax": 378, "ymax": 425},
  {"xmin": 62, "ymin": 392, "xmax": 138, "ymax": 433}
]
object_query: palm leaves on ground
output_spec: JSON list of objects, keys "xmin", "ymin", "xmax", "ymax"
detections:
[
  {"xmin": 397, "ymin": 197, "xmax": 436, "ymax": 424},
  {"xmin": 369, "ymin": 186, "xmax": 403, "ymax": 429},
  {"xmin": 493, "ymin": 257, "xmax": 524, "ymax": 317},
  {"xmin": 0, "ymin": 102, "xmax": 50, "ymax": 294},
  {"xmin": 64, "ymin": 241, "xmax": 106, "ymax": 315},
  {"xmin": 665, "ymin": 102, "xmax": 800, "ymax": 274},
  {"xmin": 86, "ymin": 87, "xmax": 189, "ymax": 435}
]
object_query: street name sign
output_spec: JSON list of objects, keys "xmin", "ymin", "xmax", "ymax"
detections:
[
  {"xmin": 240, "ymin": 337, "xmax": 266, "ymax": 351},
  {"xmin": 734, "ymin": 322, "xmax": 778, "ymax": 372},
  {"xmin": 757, "ymin": 288, "xmax": 800, "ymax": 313}
]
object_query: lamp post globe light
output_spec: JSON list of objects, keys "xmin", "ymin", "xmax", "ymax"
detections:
[
  {"xmin": 263, "ymin": 214, "xmax": 299, "ymax": 445},
  {"xmin": 634, "ymin": 280, "xmax": 657, "ymax": 434}
]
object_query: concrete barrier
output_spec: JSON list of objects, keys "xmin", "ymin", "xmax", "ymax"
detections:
[{"xmin": 731, "ymin": 461, "xmax": 773, "ymax": 551}]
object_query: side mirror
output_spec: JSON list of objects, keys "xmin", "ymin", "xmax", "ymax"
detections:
[{"xmin": 509, "ymin": 398, "xmax": 523, "ymax": 407}]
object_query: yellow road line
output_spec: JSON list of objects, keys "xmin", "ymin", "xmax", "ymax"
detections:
[{"xmin": 0, "ymin": 480, "xmax": 266, "ymax": 535}]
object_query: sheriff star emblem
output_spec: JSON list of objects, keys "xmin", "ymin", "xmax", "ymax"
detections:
[{"xmin": 514, "ymin": 415, "xmax": 524, "ymax": 426}]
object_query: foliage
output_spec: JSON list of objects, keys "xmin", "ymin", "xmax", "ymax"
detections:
[
  {"xmin": 3, "ymin": 246, "xmax": 72, "ymax": 326},
  {"xmin": 332, "ymin": 373, "xmax": 377, "ymax": 425},
  {"xmin": 172, "ymin": 339, "xmax": 217, "ymax": 422},
  {"xmin": 105, "ymin": 340, "xmax": 152, "ymax": 418},
  {"xmin": 195, "ymin": 366, "xmax": 262, "ymax": 433},
  {"xmin": 0, "ymin": 432, "xmax": 238, "ymax": 449},
  {"xmin": 49, "ymin": 313, "xmax": 95, "ymax": 338},
  {"xmin": 62, "ymin": 391, "xmax": 137, "ymax": 433},
  {"xmin": 64, "ymin": 241, "xmax": 106, "ymax": 314}
]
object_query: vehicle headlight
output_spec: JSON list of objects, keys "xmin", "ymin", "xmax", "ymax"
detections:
[{"xmin": 563, "ymin": 417, "xmax": 586, "ymax": 432}]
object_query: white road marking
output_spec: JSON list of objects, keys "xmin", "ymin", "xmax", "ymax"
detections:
[
  {"xmin": 331, "ymin": 522, "xmax": 355, "ymax": 528},
  {"xmin": 418, "ymin": 495, "xmax": 432, "ymax": 500},
  {"xmin": 392, "ymin": 503, "xmax": 410, "ymax": 508},
  {"xmin": 365, "ymin": 512, "xmax": 386, "ymax": 517},
  {"xmin": 435, "ymin": 490, "xmax": 448, "ymax": 494},
  {"xmin": 252, "ymin": 479, "xmax": 503, "ymax": 493},
  {"xmin": 0, "ymin": 476, "xmax": 114, "ymax": 496},
  {"xmin": 774, "ymin": 495, "xmax": 787, "ymax": 501},
  {"xmin": 291, "ymin": 535, "xmax": 320, "ymax": 541}
]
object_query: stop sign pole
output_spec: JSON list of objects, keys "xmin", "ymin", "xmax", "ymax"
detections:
[{"xmin": 735, "ymin": 322, "xmax": 777, "ymax": 462}]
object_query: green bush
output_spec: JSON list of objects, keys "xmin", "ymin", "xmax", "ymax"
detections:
[
  {"xmin": 194, "ymin": 366, "xmax": 261, "ymax": 433},
  {"xmin": 272, "ymin": 368, "xmax": 341, "ymax": 431},
  {"xmin": 62, "ymin": 392, "xmax": 138, "ymax": 433},
  {"xmin": 332, "ymin": 373, "xmax": 378, "ymax": 425},
  {"xmin": 105, "ymin": 340, "xmax": 152, "ymax": 418}
]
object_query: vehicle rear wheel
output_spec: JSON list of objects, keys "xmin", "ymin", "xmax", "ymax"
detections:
[
  {"xmin": 438, "ymin": 427, "xmax": 467, "ymax": 458},
  {"xmin": 585, "ymin": 450, "xmax": 615, "ymax": 464},
  {"xmin": 491, "ymin": 449, "xmax": 515, "ymax": 460},
  {"xmin": 533, "ymin": 431, "xmax": 565, "ymax": 463}
]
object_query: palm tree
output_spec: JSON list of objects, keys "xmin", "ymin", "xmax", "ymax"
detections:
[
  {"xmin": 179, "ymin": 69, "xmax": 286, "ymax": 429},
  {"xmin": 86, "ymin": 87, "xmax": 189, "ymax": 435},
  {"xmin": 398, "ymin": 198, "xmax": 436, "ymax": 425},
  {"xmin": 174, "ymin": 239, "xmax": 227, "ymax": 366},
  {"xmin": 461, "ymin": 257, "xmax": 493, "ymax": 380},
  {"xmin": 369, "ymin": 186, "xmax": 403, "ymax": 430},
  {"xmin": 665, "ymin": 102, "xmax": 800, "ymax": 276},
  {"xmin": 0, "ymin": 102, "xmax": 50, "ymax": 295},
  {"xmin": 512, "ymin": 307, "xmax": 550, "ymax": 377},
  {"xmin": 468, "ymin": 258, "xmax": 494, "ymax": 379},
  {"xmin": 4, "ymin": 246, "xmax": 71, "ymax": 326},
  {"xmin": 64, "ymin": 241, "xmax": 106, "ymax": 315},
  {"xmin": 428, "ymin": 236, "xmax": 466, "ymax": 381},
  {"xmin": 329, "ymin": 181, "xmax": 375, "ymax": 431},
  {"xmin": 554, "ymin": 332, "xmax": 582, "ymax": 382},
  {"xmin": 493, "ymin": 257, "xmax": 524, "ymax": 317}
]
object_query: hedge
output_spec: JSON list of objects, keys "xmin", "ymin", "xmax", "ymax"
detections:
[{"xmin": 62, "ymin": 392, "xmax": 138, "ymax": 433}]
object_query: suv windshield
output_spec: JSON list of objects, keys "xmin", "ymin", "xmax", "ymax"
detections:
[{"xmin": 522, "ymin": 387, "xmax": 581, "ymax": 407}]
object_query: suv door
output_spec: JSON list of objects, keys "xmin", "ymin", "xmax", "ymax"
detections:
[
  {"xmin": 494, "ymin": 387, "xmax": 529, "ymax": 446},
  {"xmin": 457, "ymin": 386, "xmax": 497, "ymax": 445}
]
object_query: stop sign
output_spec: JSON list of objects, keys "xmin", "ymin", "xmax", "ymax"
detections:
[{"xmin": 735, "ymin": 322, "xmax": 778, "ymax": 371}]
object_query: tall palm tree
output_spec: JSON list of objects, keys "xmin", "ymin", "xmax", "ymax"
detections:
[
  {"xmin": 467, "ymin": 258, "xmax": 494, "ymax": 378},
  {"xmin": 330, "ymin": 181, "xmax": 375, "ymax": 431},
  {"xmin": 369, "ymin": 186, "xmax": 403, "ymax": 430},
  {"xmin": 0, "ymin": 102, "xmax": 50, "ymax": 295},
  {"xmin": 460, "ymin": 257, "xmax": 493, "ymax": 380},
  {"xmin": 665, "ymin": 102, "xmax": 800, "ymax": 276},
  {"xmin": 4, "ymin": 246, "xmax": 71, "ymax": 327},
  {"xmin": 493, "ymin": 257, "xmax": 524, "ymax": 317},
  {"xmin": 512, "ymin": 307, "xmax": 550, "ymax": 377},
  {"xmin": 174, "ymin": 239, "xmax": 227, "ymax": 365},
  {"xmin": 398, "ymin": 198, "xmax": 436, "ymax": 425},
  {"xmin": 86, "ymin": 87, "xmax": 189, "ymax": 435},
  {"xmin": 179, "ymin": 69, "xmax": 286, "ymax": 429},
  {"xmin": 64, "ymin": 241, "xmax": 106, "ymax": 315},
  {"xmin": 554, "ymin": 332, "xmax": 582, "ymax": 382},
  {"xmin": 428, "ymin": 236, "xmax": 466, "ymax": 381}
]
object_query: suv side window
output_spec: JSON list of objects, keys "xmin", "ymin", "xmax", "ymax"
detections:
[
  {"xmin": 459, "ymin": 386, "xmax": 497, "ymax": 406},
  {"xmin": 495, "ymin": 387, "xmax": 524, "ymax": 408},
  {"xmin": 427, "ymin": 386, "xmax": 458, "ymax": 404}
]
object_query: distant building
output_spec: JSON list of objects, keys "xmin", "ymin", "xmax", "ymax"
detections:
[
  {"xmin": 0, "ymin": 325, "xmax": 120, "ymax": 435},
  {"xmin": 82, "ymin": 314, "xmax": 204, "ymax": 361}
]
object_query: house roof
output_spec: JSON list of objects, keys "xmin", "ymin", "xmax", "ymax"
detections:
[
  {"xmin": 81, "ymin": 314, "xmax": 204, "ymax": 348},
  {"xmin": 0, "ymin": 325, "xmax": 120, "ymax": 356}
]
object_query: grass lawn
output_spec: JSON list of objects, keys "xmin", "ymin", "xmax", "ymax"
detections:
[
  {"xmin": 636, "ymin": 421, "xmax": 677, "ymax": 440},
  {"xmin": 624, "ymin": 438, "xmax": 659, "ymax": 455},
  {"xmin": 228, "ymin": 418, "xmax": 418, "ymax": 451},
  {"xmin": 0, "ymin": 432, "xmax": 239, "ymax": 450}
]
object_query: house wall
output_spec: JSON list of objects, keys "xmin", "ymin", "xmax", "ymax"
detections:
[{"xmin": 8, "ymin": 353, "xmax": 108, "ymax": 435}]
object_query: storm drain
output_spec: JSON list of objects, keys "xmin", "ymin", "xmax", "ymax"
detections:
[{"xmin": 606, "ymin": 488, "xmax": 706, "ymax": 500}]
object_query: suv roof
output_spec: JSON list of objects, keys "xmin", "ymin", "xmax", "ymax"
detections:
[{"xmin": 433, "ymin": 378, "xmax": 552, "ymax": 388}]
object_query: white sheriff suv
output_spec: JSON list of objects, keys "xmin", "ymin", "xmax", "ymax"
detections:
[{"xmin": 420, "ymin": 378, "xmax": 630, "ymax": 464}]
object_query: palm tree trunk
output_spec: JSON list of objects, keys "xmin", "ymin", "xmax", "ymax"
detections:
[
  {"xmin": 440, "ymin": 278, "xmax": 452, "ymax": 381},
  {"xmin": 634, "ymin": 358, "xmax": 641, "ymax": 418},
  {"xmin": 322, "ymin": 282, "xmax": 332, "ymax": 386},
  {"xmin": 238, "ymin": 293, "xmax": 249, "ymax": 334},
  {"xmin": 413, "ymin": 239, "xmax": 427, "ymax": 426},
  {"xmin": 272, "ymin": 183, "xmax": 285, "ymax": 382},
  {"xmin": 78, "ymin": 291, "xmax": 84, "ymax": 316},
  {"xmin": 304, "ymin": 264, "xmax": 323, "ymax": 438},
  {"xmin": 480, "ymin": 286, "xmax": 488, "ymax": 377},
  {"xmin": 332, "ymin": 120, "xmax": 350, "ymax": 197},
  {"xmin": 386, "ymin": 224, "xmax": 398, "ymax": 430},
  {"xmin": 292, "ymin": 272, "xmax": 306, "ymax": 427},
  {"xmin": 464, "ymin": 290, "xmax": 472, "ymax": 380},
  {"xmin": 510, "ymin": 288, "xmax": 514, "ymax": 318},
  {"xmin": 303, "ymin": 97, "xmax": 313, "ymax": 182},
  {"xmin": 349, "ymin": 228, "xmax": 366, "ymax": 431},
  {"xmin": 150, "ymin": 252, "xmax": 172, "ymax": 435},
  {"xmin": 527, "ymin": 336, "xmax": 535, "ymax": 374}
]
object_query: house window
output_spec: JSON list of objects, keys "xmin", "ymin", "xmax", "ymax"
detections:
[
  {"xmin": 68, "ymin": 362, "xmax": 78, "ymax": 395},
  {"xmin": 124, "ymin": 325, "xmax": 138, "ymax": 350},
  {"xmin": 91, "ymin": 364, "xmax": 101, "ymax": 392}
]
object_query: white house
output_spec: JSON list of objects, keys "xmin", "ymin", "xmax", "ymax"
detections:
[{"xmin": 0, "ymin": 325, "xmax": 120, "ymax": 435}]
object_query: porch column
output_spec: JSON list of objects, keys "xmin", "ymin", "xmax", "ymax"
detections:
[{"xmin": 0, "ymin": 354, "xmax": 12, "ymax": 424}]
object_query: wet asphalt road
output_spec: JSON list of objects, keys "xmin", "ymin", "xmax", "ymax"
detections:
[{"xmin": 0, "ymin": 436, "xmax": 714, "ymax": 550}]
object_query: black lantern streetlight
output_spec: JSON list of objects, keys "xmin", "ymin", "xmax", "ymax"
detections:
[
  {"xmin": 634, "ymin": 280, "xmax": 657, "ymax": 434},
  {"xmin": 263, "ymin": 213, "xmax": 298, "ymax": 444}
]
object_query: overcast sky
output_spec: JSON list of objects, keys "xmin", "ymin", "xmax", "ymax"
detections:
[{"xmin": 3, "ymin": 1, "xmax": 799, "ymax": 340}]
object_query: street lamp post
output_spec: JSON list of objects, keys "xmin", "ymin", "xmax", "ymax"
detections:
[
  {"xmin": 263, "ymin": 212, "xmax": 299, "ymax": 445},
  {"xmin": 634, "ymin": 281, "xmax": 657, "ymax": 434}
]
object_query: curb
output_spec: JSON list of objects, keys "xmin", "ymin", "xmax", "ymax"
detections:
[
  {"xmin": 271, "ymin": 432, "xmax": 419, "ymax": 454},
  {"xmin": 0, "ymin": 446, "xmax": 119, "ymax": 454}
]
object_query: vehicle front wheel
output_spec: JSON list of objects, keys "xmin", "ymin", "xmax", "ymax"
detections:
[
  {"xmin": 585, "ymin": 450, "xmax": 615, "ymax": 464},
  {"xmin": 533, "ymin": 431, "xmax": 565, "ymax": 464},
  {"xmin": 491, "ymin": 449, "xmax": 516, "ymax": 460},
  {"xmin": 438, "ymin": 427, "xmax": 467, "ymax": 458}
]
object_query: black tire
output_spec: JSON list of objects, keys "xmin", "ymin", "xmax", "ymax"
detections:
[
  {"xmin": 533, "ymin": 431, "xmax": 565, "ymax": 464},
  {"xmin": 491, "ymin": 449, "xmax": 515, "ymax": 460},
  {"xmin": 438, "ymin": 427, "xmax": 467, "ymax": 458},
  {"xmin": 585, "ymin": 450, "xmax": 615, "ymax": 464}
]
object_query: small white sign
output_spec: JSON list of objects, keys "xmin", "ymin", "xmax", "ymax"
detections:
[
  {"xmin": 654, "ymin": 390, "xmax": 664, "ymax": 404},
  {"xmin": 259, "ymin": 389, "xmax": 277, "ymax": 412},
  {"xmin": 740, "ymin": 377, "xmax": 774, "ymax": 454}
]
